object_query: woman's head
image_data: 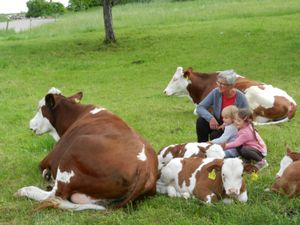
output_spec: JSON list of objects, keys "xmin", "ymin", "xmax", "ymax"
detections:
[
  {"xmin": 216, "ymin": 70, "xmax": 237, "ymax": 94},
  {"xmin": 234, "ymin": 108, "xmax": 253, "ymax": 129},
  {"xmin": 222, "ymin": 105, "xmax": 238, "ymax": 125}
]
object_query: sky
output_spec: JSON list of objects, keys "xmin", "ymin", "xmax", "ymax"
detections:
[{"xmin": 0, "ymin": 0, "xmax": 69, "ymax": 14}]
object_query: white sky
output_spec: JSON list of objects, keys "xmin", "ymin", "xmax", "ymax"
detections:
[{"xmin": 0, "ymin": 0, "xmax": 69, "ymax": 14}]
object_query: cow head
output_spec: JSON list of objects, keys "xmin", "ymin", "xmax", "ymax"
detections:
[
  {"xmin": 207, "ymin": 158, "xmax": 256, "ymax": 200},
  {"xmin": 29, "ymin": 87, "xmax": 83, "ymax": 141},
  {"xmin": 163, "ymin": 67, "xmax": 191, "ymax": 97},
  {"xmin": 205, "ymin": 144, "xmax": 225, "ymax": 159},
  {"xmin": 275, "ymin": 146, "xmax": 299, "ymax": 178}
]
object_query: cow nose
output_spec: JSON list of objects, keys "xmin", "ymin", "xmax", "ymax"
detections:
[{"xmin": 227, "ymin": 188, "xmax": 239, "ymax": 196}]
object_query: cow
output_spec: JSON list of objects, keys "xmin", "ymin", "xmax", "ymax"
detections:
[
  {"xmin": 15, "ymin": 89, "xmax": 158, "ymax": 211},
  {"xmin": 163, "ymin": 67, "xmax": 297, "ymax": 125},
  {"xmin": 156, "ymin": 157, "xmax": 257, "ymax": 203},
  {"xmin": 271, "ymin": 146, "xmax": 300, "ymax": 197},
  {"xmin": 157, "ymin": 142, "xmax": 225, "ymax": 171}
]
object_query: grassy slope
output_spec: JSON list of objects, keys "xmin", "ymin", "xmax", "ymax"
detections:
[{"xmin": 0, "ymin": 0, "xmax": 300, "ymax": 224}]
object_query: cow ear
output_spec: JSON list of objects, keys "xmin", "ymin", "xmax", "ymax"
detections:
[
  {"xmin": 243, "ymin": 163, "xmax": 258, "ymax": 174},
  {"xmin": 45, "ymin": 94, "xmax": 56, "ymax": 110},
  {"xmin": 183, "ymin": 69, "xmax": 191, "ymax": 80},
  {"xmin": 286, "ymin": 145, "xmax": 293, "ymax": 154},
  {"xmin": 69, "ymin": 92, "xmax": 83, "ymax": 103},
  {"xmin": 206, "ymin": 159, "xmax": 223, "ymax": 172}
]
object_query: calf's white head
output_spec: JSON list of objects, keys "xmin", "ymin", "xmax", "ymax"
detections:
[
  {"xmin": 205, "ymin": 144, "xmax": 225, "ymax": 159},
  {"xmin": 163, "ymin": 67, "xmax": 190, "ymax": 97},
  {"xmin": 29, "ymin": 87, "xmax": 62, "ymax": 141},
  {"xmin": 276, "ymin": 155, "xmax": 293, "ymax": 178}
]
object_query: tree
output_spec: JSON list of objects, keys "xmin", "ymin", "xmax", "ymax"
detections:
[{"xmin": 102, "ymin": 0, "xmax": 116, "ymax": 43}]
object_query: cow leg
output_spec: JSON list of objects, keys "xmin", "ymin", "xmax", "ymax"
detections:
[
  {"xmin": 237, "ymin": 191, "xmax": 248, "ymax": 203},
  {"xmin": 14, "ymin": 186, "xmax": 54, "ymax": 201},
  {"xmin": 195, "ymin": 189, "xmax": 219, "ymax": 203}
]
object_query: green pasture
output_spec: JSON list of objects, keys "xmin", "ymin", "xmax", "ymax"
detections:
[{"xmin": 0, "ymin": 0, "xmax": 299, "ymax": 224}]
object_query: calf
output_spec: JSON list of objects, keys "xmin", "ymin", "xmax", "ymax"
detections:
[
  {"xmin": 16, "ymin": 89, "xmax": 158, "ymax": 211},
  {"xmin": 157, "ymin": 157, "xmax": 256, "ymax": 203},
  {"xmin": 157, "ymin": 142, "xmax": 225, "ymax": 170},
  {"xmin": 271, "ymin": 147, "xmax": 300, "ymax": 197},
  {"xmin": 164, "ymin": 67, "xmax": 297, "ymax": 125}
]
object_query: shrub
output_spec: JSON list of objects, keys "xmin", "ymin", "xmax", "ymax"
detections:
[{"xmin": 26, "ymin": 0, "xmax": 65, "ymax": 18}]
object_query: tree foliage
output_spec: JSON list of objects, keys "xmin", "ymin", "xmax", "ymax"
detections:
[{"xmin": 26, "ymin": 0, "xmax": 65, "ymax": 17}]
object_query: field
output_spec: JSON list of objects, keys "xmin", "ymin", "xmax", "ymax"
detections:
[{"xmin": 0, "ymin": 0, "xmax": 300, "ymax": 224}]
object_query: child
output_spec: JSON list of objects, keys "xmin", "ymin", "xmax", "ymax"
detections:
[
  {"xmin": 211, "ymin": 105, "xmax": 239, "ymax": 158},
  {"xmin": 222, "ymin": 108, "xmax": 268, "ymax": 170}
]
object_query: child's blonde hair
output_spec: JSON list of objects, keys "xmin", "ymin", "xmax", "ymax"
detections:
[{"xmin": 222, "ymin": 105, "xmax": 238, "ymax": 119}]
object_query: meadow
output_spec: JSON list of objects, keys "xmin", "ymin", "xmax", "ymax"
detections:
[{"xmin": 0, "ymin": 0, "xmax": 300, "ymax": 224}]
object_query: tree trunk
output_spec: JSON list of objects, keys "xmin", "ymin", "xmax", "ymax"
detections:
[{"xmin": 103, "ymin": 0, "xmax": 116, "ymax": 43}]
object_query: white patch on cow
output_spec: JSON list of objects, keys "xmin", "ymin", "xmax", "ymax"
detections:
[
  {"xmin": 237, "ymin": 191, "xmax": 248, "ymax": 203},
  {"xmin": 90, "ymin": 107, "xmax": 106, "ymax": 114},
  {"xmin": 205, "ymin": 193, "xmax": 215, "ymax": 203},
  {"xmin": 221, "ymin": 158, "xmax": 244, "ymax": 197},
  {"xmin": 245, "ymin": 85, "xmax": 275, "ymax": 109},
  {"xmin": 29, "ymin": 87, "xmax": 62, "ymax": 141},
  {"xmin": 29, "ymin": 108, "xmax": 60, "ymax": 141},
  {"xmin": 276, "ymin": 155, "xmax": 293, "ymax": 178},
  {"xmin": 56, "ymin": 168, "xmax": 75, "ymax": 184},
  {"xmin": 137, "ymin": 145, "xmax": 147, "ymax": 161},
  {"xmin": 163, "ymin": 67, "xmax": 191, "ymax": 99}
]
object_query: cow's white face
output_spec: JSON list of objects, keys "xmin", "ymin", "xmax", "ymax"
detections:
[
  {"xmin": 276, "ymin": 155, "xmax": 293, "ymax": 178},
  {"xmin": 221, "ymin": 158, "xmax": 244, "ymax": 196},
  {"xmin": 163, "ymin": 67, "xmax": 190, "ymax": 97},
  {"xmin": 29, "ymin": 87, "xmax": 61, "ymax": 141}
]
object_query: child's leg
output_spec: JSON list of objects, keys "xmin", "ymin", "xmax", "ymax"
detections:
[
  {"xmin": 224, "ymin": 149, "xmax": 239, "ymax": 158},
  {"xmin": 238, "ymin": 146, "xmax": 263, "ymax": 162}
]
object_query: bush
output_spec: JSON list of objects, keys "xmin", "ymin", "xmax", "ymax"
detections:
[
  {"xmin": 26, "ymin": 0, "xmax": 65, "ymax": 18},
  {"xmin": 68, "ymin": 0, "xmax": 152, "ymax": 11}
]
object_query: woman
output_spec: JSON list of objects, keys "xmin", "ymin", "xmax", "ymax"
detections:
[{"xmin": 196, "ymin": 70, "xmax": 248, "ymax": 142}]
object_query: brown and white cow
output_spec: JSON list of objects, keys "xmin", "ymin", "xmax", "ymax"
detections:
[
  {"xmin": 156, "ymin": 157, "xmax": 257, "ymax": 203},
  {"xmin": 16, "ymin": 89, "xmax": 158, "ymax": 211},
  {"xmin": 164, "ymin": 67, "xmax": 297, "ymax": 125},
  {"xmin": 271, "ymin": 147, "xmax": 300, "ymax": 197},
  {"xmin": 157, "ymin": 142, "xmax": 225, "ymax": 171}
]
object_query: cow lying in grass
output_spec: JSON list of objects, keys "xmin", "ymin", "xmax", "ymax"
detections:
[
  {"xmin": 16, "ymin": 88, "xmax": 158, "ymax": 211},
  {"xmin": 157, "ymin": 142, "xmax": 225, "ymax": 171},
  {"xmin": 157, "ymin": 157, "xmax": 257, "ymax": 203},
  {"xmin": 164, "ymin": 67, "xmax": 297, "ymax": 125},
  {"xmin": 271, "ymin": 146, "xmax": 300, "ymax": 197}
]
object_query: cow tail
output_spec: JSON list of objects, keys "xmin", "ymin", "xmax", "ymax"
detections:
[{"xmin": 113, "ymin": 165, "xmax": 149, "ymax": 209}]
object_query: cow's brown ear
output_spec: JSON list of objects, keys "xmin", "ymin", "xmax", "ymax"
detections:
[
  {"xmin": 45, "ymin": 94, "xmax": 56, "ymax": 110},
  {"xmin": 286, "ymin": 145, "xmax": 293, "ymax": 154},
  {"xmin": 206, "ymin": 159, "xmax": 223, "ymax": 172},
  {"xmin": 243, "ymin": 163, "xmax": 258, "ymax": 174},
  {"xmin": 69, "ymin": 92, "xmax": 83, "ymax": 103},
  {"xmin": 183, "ymin": 68, "xmax": 192, "ymax": 80}
]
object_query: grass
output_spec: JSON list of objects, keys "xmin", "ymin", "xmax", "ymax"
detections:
[{"xmin": 0, "ymin": 0, "xmax": 300, "ymax": 224}]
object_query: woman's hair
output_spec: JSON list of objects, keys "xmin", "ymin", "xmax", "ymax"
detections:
[
  {"xmin": 222, "ymin": 105, "xmax": 238, "ymax": 119},
  {"xmin": 236, "ymin": 108, "xmax": 259, "ymax": 141},
  {"xmin": 217, "ymin": 70, "xmax": 237, "ymax": 85}
]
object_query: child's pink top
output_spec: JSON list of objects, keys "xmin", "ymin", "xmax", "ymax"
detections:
[{"xmin": 225, "ymin": 124, "xmax": 267, "ymax": 156}]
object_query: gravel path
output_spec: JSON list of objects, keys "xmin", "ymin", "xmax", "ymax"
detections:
[{"xmin": 0, "ymin": 18, "xmax": 55, "ymax": 32}]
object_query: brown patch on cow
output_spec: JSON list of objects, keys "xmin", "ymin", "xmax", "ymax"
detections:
[
  {"xmin": 252, "ymin": 96, "xmax": 291, "ymax": 120},
  {"xmin": 160, "ymin": 143, "xmax": 206, "ymax": 159},
  {"xmin": 286, "ymin": 146, "xmax": 300, "ymax": 162},
  {"xmin": 178, "ymin": 157, "xmax": 204, "ymax": 188},
  {"xmin": 235, "ymin": 77, "xmax": 263, "ymax": 92}
]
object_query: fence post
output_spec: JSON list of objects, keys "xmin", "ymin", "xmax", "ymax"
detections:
[{"xmin": 6, "ymin": 20, "xmax": 9, "ymax": 31}]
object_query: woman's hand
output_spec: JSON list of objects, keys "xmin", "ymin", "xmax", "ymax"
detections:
[{"xmin": 209, "ymin": 117, "xmax": 219, "ymax": 130}]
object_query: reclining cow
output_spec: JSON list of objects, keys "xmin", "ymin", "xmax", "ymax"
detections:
[
  {"xmin": 157, "ymin": 142, "xmax": 225, "ymax": 171},
  {"xmin": 271, "ymin": 146, "xmax": 300, "ymax": 197},
  {"xmin": 164, "ymin": 67, "xmax": 297, "ymax": 125},
  {"xmin": 16, "ymin": 89, "xmax": 158, "ymax": 211},
  {"xmin": 157, "ymin": 157, "xmax": 257, "ymax": 203}
]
